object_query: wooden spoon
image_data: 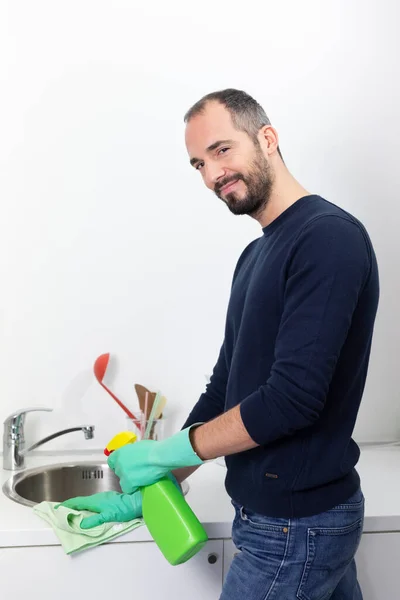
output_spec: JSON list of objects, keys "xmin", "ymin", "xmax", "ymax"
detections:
[{"xmin": 134, "ymin": 384, "xmax": 156, "ymax": 419}]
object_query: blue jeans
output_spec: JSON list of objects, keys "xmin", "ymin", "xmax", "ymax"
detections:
[{"xmin": 221, "ymin": 488, "xmax": 364, "ymax": 600}]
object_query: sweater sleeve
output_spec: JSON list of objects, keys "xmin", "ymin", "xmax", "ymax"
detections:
[
  {"xmin": 240, "ymin": 215, "xmax": 372, "ymax": 446},
  {"xmin": 181, "ymin": 341, "xmax": 228, "ymax": 429}
]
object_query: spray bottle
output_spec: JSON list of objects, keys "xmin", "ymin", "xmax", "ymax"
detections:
[{"xmin": 104, "ymin": 431, "xmax": 208, "ymax": 565}]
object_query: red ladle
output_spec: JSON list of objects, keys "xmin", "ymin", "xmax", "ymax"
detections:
[{"xmin": 93, "ymin": 353, "xmax": 139, "ymax": 421}]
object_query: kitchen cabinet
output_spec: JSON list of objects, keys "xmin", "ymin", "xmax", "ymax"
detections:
[
  {"xmin": 222, "ymin": 533, "xmax": 400, "ymax": 599},
  {"xmin": 356, "ymin": 532, "xmax": 400, "ymax": 600},
  {"xmin": 0, "ymin": 540, "xmax": 224, "ymax": 600},
  {"xmin": 0, "ymin": 533, "xmax": 399, "ymax": 599}
]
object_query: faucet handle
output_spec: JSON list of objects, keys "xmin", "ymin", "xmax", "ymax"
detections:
[{"xmin": 3, "ymin": 407, "xmax": 53, "ymax": 430}]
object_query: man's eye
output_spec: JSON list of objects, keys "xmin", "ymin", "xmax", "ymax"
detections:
[{"xmin": 195, "ymin": 148, "xmax": 229, "ymax": 170}]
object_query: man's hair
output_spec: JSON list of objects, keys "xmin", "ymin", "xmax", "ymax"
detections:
[{"xmin": 184, "ymin": 88, "xmax": 283, "ymax": 160}]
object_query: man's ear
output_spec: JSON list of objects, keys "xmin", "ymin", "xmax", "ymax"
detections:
[{"xmin": 258, "ymin": 125, "xmax": 280, "ymax": 156}]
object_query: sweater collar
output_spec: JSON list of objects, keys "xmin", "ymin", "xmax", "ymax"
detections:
[{"xmin": 262, "ymin": 195, "xmax": 319, "ymax": 238}]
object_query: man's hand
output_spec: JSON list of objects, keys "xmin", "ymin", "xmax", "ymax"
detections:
[
  {"xmin": 55, "ymin": 473, "xmax": 182, "ymax": 528},
  {"xmin": 107, "ymin": 440, "xmax": 170, "ymax": 492},
  {"xmin": 107, "ymin": 427, "xmax": 203, "ymax": 493},
  {"xmin": 55, "ymin": 490, "xmax": 143, "ymax": 529}
]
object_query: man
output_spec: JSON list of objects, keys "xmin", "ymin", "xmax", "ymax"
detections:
[{"xmin": 62, "ymin": 89, "xmax": 379, "ymax": 599}]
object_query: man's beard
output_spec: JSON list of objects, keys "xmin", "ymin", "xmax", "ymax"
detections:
[{"xmin": 214, "ymin": 148, "xmax": 274, "ymax": 218}]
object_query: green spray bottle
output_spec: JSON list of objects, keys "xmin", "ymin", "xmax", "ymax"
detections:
[{"xmin": 104, "ymin": 431, "xmax": 208, "ymax": 565}]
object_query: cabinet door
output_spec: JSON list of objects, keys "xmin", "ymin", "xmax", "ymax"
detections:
[
  {"xmin": 356, "ymin": 532, "xmax": 400, "ymax": 600},
  {"xmin": 0, "ymin": 540, "xmax": 223, "ymax": 600}
]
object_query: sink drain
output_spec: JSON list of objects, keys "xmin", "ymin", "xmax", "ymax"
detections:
[{"xmin": 81, "ymin": 469, "xmax": 104, "ymax": 480}]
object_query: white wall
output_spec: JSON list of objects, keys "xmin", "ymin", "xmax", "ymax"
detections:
[{"xmin": 1, "ymin": 0, "xmax": 399, "ymax": 452}]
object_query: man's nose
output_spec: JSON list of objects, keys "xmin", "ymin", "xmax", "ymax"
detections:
[{"xmin": 204, "ymin": 163, "xmax": 226, "ymax": 189}]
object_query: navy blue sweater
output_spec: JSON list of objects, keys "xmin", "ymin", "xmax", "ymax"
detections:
[{"xmin": 183, "ymin": 195, "xmax": 379, "ymax": 518}]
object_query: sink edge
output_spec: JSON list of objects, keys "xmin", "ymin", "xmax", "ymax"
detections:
[{"xmin": 2, "ymin": 460, "xmax": 190, "ymax": 508}]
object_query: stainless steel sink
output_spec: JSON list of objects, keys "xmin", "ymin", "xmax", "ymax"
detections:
[{"xmin": 2, "ymin": 461, "xmax": 189, "ymax": 508}]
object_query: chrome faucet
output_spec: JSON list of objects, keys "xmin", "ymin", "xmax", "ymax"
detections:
[{"xmin": 3, "ymin": 407, "xmax": 95, "ymax": 471}]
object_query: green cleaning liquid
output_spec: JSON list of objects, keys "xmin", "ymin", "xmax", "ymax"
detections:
[{"xmin": 141, "ymin": 476, "xmax": 208, "ymax": 565}]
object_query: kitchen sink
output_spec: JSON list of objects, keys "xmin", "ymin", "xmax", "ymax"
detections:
[{"xmin": 2, "ymin": 461, "xmax": 189, "ymax": 508}]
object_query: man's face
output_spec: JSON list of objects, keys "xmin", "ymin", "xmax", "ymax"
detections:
[{"xmin": 185, "ymin": 102, "xmax": 274, "ymax": 217}]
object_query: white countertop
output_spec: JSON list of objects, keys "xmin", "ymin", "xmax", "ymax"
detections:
[{"xmin": 0, "ymin": 446, "xmax": 399, "ymax": 549}]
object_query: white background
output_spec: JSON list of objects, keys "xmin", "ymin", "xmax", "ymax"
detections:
[{"xmin": 1, "ymin": 0, "xmax": 399, "ymax": 451}]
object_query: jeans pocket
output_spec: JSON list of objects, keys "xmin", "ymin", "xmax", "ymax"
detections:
[
  {"xmin": 234, "ymin": 506, "xmax": 291, "ymax": 558},
  {"xmin": 296, "ymin": 517, "xmax": 363, "ymax": 600}
]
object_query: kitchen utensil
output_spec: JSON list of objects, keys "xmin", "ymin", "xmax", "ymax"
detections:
[
  {"xmin": 154, "ymin": 395, "xmax": 167, "ymax": 419},
  {"xmin": 134, "ymin": 384, "xmax": 156, "ymax": 418},
  {"xmin": 142, "ymin": 391, "xmax": 149, "ymax": 437},
  {"xmin": 135, "ymin": 383, "xmax": 165, "ymax": 439},
  {"xmin": 149, "ymin": 394, "xmax": 167, "ymax": 439},
  {"xmin": 144, "ymin": 391, "xmax": 163, "ymax": 439},
  {"xmin": 93, "ymin": 354, "xmax": 139, "ymax": 422}
]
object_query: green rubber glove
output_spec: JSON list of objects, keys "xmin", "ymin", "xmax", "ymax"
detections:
[
  {"xmin": 55, "ymin": 473, "xmax": 182, "ymax": 529},
  {"xmin": 107, "ymin": 427, "xmax": 203, "ymax": 493},
  {"xmin": 54, "ymin": 490, "xmax": 142, "ymax": 529}
]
